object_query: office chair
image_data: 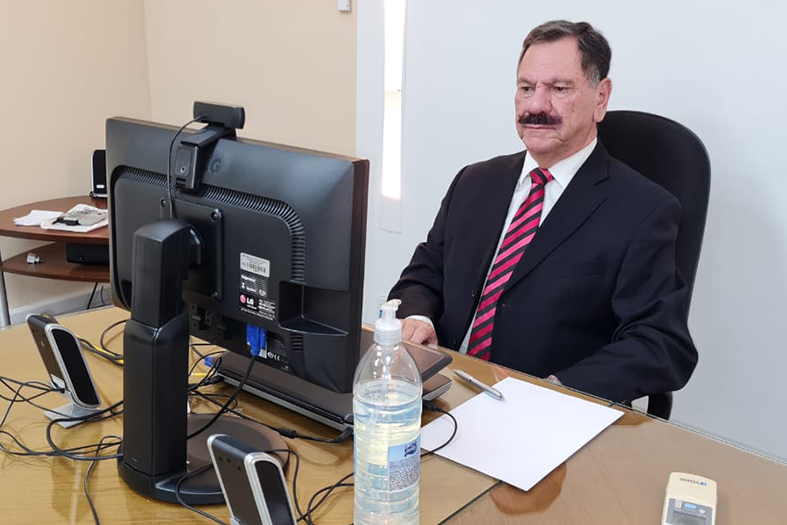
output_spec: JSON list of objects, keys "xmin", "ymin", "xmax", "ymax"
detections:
[{"xmin": 597, "ymin": 110, "xmax": 711, "ymax": 420}]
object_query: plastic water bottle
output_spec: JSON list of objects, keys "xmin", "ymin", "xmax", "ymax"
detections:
[{"xmin": 353, "ymin": 299, "xmax": 423, "ymax": 525}]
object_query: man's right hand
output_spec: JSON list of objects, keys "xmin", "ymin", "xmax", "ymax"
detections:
[{"xmin": 401, "ymin": 318, "xmax": 438, "ymax": 346}]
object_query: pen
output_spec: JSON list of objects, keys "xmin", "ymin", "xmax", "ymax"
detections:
[{"xmin": 452, "ymin": 369, "xmax": 505, "ymax": 401}]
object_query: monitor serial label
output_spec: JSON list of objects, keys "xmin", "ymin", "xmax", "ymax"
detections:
[
  {"xmin": 240, "ymin": 253, "xmax": 270, "ymax": 277},
  {"xmin": 239, "ymin": 253, "xmax": 275, "ymax": 321}
]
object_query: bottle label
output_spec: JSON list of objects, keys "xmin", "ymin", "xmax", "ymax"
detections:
[{"xmin": 387, "ymin": 436, "xmax": 420, "ymax": 491}]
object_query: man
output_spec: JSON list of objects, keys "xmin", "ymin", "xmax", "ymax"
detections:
[{"xmin": 388, "ymin": 20, "xmax": 697, "ymax": 402}]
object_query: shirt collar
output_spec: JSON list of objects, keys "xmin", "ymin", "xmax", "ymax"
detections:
[{"xmin": 520, "ymin": 137, "xmax": 598, "ymax": 189}]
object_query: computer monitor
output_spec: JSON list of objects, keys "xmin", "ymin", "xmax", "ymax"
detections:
[{"xmin": 106, "ymin": 103, "xmax": 368, "ymax": 503}]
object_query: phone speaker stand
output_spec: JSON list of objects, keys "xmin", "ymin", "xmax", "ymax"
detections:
[{"xmin": 45, "ymin": 396, "xmax": 103, "ymax": 428}]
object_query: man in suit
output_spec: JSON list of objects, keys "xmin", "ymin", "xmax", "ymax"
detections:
[{"xmin": 388, "ymin": 20, "xmax": 697, "ymax": 402}]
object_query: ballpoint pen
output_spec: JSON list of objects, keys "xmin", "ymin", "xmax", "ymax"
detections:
[{"xmin": 452, "ymin": 369, "xmax": 505, "ymax": 401}]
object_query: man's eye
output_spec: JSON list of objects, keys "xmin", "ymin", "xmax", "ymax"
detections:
[
  {"xmin": 553, "ymin": 86, "xmax": 569, "ymax": 94},
  {"xmin": 520, "ymin": 86, "xmax": 533, "ymax": 93}
]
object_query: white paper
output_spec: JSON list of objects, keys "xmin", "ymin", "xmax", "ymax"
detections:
[
  {"xmin": 421, "ymin": 376, "xmax": 623, "ymax": 491},
  {"xmin": 39, "ymin": 204, "xmax": 108, "ymax": 233},
  {"xmin": 13, "ymin": 210, "xmax": 63, "ymax": 226}
]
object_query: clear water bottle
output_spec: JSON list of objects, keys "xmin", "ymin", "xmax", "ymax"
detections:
[{"xmin": 353, "ymin": 299, "xmax": 423, "ymax": 525}]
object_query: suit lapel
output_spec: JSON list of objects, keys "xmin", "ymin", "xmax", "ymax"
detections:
[{"xmin": 505, "ymin": 143, "xmax": 611, "ymax": 290}]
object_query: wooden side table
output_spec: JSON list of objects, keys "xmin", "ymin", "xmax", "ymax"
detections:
[{"xmin": 0, "ymin": 196, "xmax": 109, "ymax": 326}]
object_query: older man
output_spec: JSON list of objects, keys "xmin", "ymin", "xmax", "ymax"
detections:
[{"xmin": 388, "ymin": 20, "xmax": 697, "ymax": 402}]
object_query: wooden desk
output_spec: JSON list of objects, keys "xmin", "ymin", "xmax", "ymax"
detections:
[
  {"xmin": 0, "ymin": 196, "xmax": 109, "ymax": 326},
  {"xmin": 1, "ymin": 308, "xmax": 786, "ymax": 524}
]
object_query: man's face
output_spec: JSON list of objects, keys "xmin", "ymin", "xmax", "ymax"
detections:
[{"xmin": 515, "ymin": 37, "xmax": 611, "ymax": 167}]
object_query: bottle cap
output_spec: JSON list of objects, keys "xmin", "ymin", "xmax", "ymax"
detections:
[{"xmin": 375, "ymin": 299, "xmax": 402, "ymax": 346}]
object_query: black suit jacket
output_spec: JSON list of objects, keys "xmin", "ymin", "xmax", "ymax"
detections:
[{"xmin": 389, "ymin": 142, "xmax": 698, "ymax": 402}]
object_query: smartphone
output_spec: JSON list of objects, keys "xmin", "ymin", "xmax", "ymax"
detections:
[
  {"xmin": 207, "ymin": 434, "xmax": 297, "ymax": 525},
  {"xmin": 26, "ymin": 314, "xmax": 101, "ymax": 409},
  {"xmin": 662, "ymin": 472, "xmax": 717, "ymax": 525}
]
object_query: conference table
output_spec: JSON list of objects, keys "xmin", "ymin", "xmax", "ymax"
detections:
[{"xmin": 1, "ymin": 307, "xmax": 785, "ymax": 524}]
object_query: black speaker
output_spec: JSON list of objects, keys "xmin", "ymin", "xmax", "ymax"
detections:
[
  {"xmin": 66, "ymin": 243, "xmax": 109, "ymax": 265},
  {"xmin": 90, "ymin": 149, "xmax": 107, "ymax": 198},
  {"xmin": 26, "ymin": 314, "xmax": 102, "ymax": 427}
]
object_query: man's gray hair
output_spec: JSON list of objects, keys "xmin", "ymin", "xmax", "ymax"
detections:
[{"xmin": 519, "ymin": 20, "xmax": 611, "ymax": 86}]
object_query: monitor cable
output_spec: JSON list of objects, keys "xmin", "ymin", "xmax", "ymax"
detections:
[
  {"xmin": 84, "ymin": 434, "xmax": 122, "ymax": 525},
  {"xmin": 186, "ymin": 351, "xmax": 256, "ymax": 441},
  {"xmin": 77, "ymin": 319, "xmax": 127, "ymax": 366}
]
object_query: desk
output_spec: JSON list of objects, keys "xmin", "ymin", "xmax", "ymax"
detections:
[
  {"xmin": 1, "ymin": 308, "xmax": 786, "ymax": 524},
  {"xmin": 0, "ymin": 196, "xmax": 109, "ymax": 326}
]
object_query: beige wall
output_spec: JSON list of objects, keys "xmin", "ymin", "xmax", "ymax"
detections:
[
  {"xmin": 0, "ymin": 1, "xmax": 356, "ymax": 320},
  {"xmin": 0, "ymin": 0, "xmax": 151, "ymax": 314},
  {"xmin": 143, "ymin": 0, "xmax": 357, "ymax": 156}
]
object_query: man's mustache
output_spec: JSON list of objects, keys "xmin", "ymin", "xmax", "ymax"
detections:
[{"xmin": 518, "ymin": 113, "xmax": 562, "ymax": 126}]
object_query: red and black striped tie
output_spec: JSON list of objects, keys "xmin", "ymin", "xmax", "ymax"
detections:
[{"xmin": 466, "ymin": 167, "xmax": 554, "ymax": 361}]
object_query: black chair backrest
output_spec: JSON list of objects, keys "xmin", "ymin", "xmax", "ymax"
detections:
[
  {"xmin": 597, "ymin": 111, "xmax": 711, "ymax": 420},
  {"xmin": 598, "ymin": 110, "xmax": 711, "ymax": 304}
]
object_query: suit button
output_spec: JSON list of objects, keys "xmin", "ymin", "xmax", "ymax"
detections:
[
  {"xmin": 471, "ymin": 290, "xmax": 476, "ymax": 298},
  {"xmin": 501, "ymin": 302, "xmax": 506, "ymax": 307}
]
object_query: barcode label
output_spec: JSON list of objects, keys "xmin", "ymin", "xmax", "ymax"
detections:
[{"xmin": 240, "ymin": 253, "xmax": 270, "ymax": 277}]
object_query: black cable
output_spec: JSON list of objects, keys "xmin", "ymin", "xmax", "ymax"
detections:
[
  {"xmin": 304, "ymin": 471, "xmax": 354, "ymax": 525},
  {"xmin": 187, "ymin": 351, "xmax": 225, "ymax": 388},
  {"xmin": 166, "ymin": 116, "xmax": 206, "ymax": 219},
  {"xmin": 84, "ymin": 435, "xmax": 121, "ymax": 525},
  {"xmin": 86, "ymin": 283, "xmax": 99, "ymax": 310},
  {"xmin": 0, "ymin": 427, "xmax": 121, "ymax": 458},
  {"xmin": 44, "ymin": 401, "xmax": 124, "ymax": 461},
  {"xmin": 79, "ymin": 339, "xmax": 124, "ymax": 366},
  {"xmin": 190, "ymin": 342, "xmax": 217, "ymax": 361},
  {"xmin": 0, "ymin": 376, "xmax": 54, "ymax": 393},
  {"xmin": 187, "ymin": 353, "xmax": 256, "ymax": 441},
  {"xmin": 422, "ymin": 402, "xmax": 458, "ymax": 457},
  {"xmin": 74, "ymin": 319, "xmax": 127, "ymax": 366},
  {"xmin": 99, "ymin": 319, "xmax": 126, "ymax": 357},
  {"xmin": 0, "ymin": 379, "xmax": 60, "ymax": 429},
  {"xmin": 0, "ymin": 378, "xmax": 122, "ymax": 459},
  {"xmin": 0, "ymin": 376, "xmax": 58, "ymax": 401},
  {"xmin": 175, "ymin": 463, "xmax": 229, "ymax": 525}
]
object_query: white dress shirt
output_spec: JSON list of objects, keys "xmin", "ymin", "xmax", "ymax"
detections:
[{"xmin": 407, "ymin": 138, "xmax": 598, "ymax": 354}]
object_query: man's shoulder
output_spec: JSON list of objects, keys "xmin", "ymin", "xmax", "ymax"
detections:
[{"xmin": 462, "ymin": 151, "xmax": 526, "ymax": 175}]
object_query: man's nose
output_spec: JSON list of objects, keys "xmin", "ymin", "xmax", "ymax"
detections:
[{"xmin": 526, "ymin": 87, "xmax": 551, "ymax": 114}]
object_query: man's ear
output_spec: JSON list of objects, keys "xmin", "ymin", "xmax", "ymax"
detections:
[{"xmin": 594, "ymin": 77, "xmax": 612, "ymax": 123}]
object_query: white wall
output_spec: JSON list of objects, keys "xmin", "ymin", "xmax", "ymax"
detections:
[{"xmin": 358, "ymin": 1, "xmax": 787, "ymax": 461}]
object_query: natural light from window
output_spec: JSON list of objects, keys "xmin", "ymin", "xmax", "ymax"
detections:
[{"xmin": 381, "ymin": 0, "xmax": 406, "ymax": 200}]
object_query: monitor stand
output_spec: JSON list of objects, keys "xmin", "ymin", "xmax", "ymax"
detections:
[
  {"xmin": 121, "ymin": 414, "xmax": 288, "ymax": 504},
  {"xmin": 117, "ymin": 219, "xmax": 287, "ymax": 505}
]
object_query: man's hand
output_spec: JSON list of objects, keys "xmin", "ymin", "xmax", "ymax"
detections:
[{"xmin": 401, "ymin": 318, "xmax": 438, "ymax": 346}]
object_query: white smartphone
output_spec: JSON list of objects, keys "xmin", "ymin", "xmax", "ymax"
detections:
[
  {"xmin": 207, "ymin": 434, "xmax": 297, "ymax": 525},
  {"xmin": 662, "ymin": 472, "xmax": 717, "ymax": 525}
]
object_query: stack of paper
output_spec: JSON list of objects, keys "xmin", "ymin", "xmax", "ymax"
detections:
[
  {"xmin": 13, "ymin": 210, "xmax": 62, "ymax": 227},
  {"xmin": 421, "ymin": 376, "xmax": 623, "ymax": 491}
]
